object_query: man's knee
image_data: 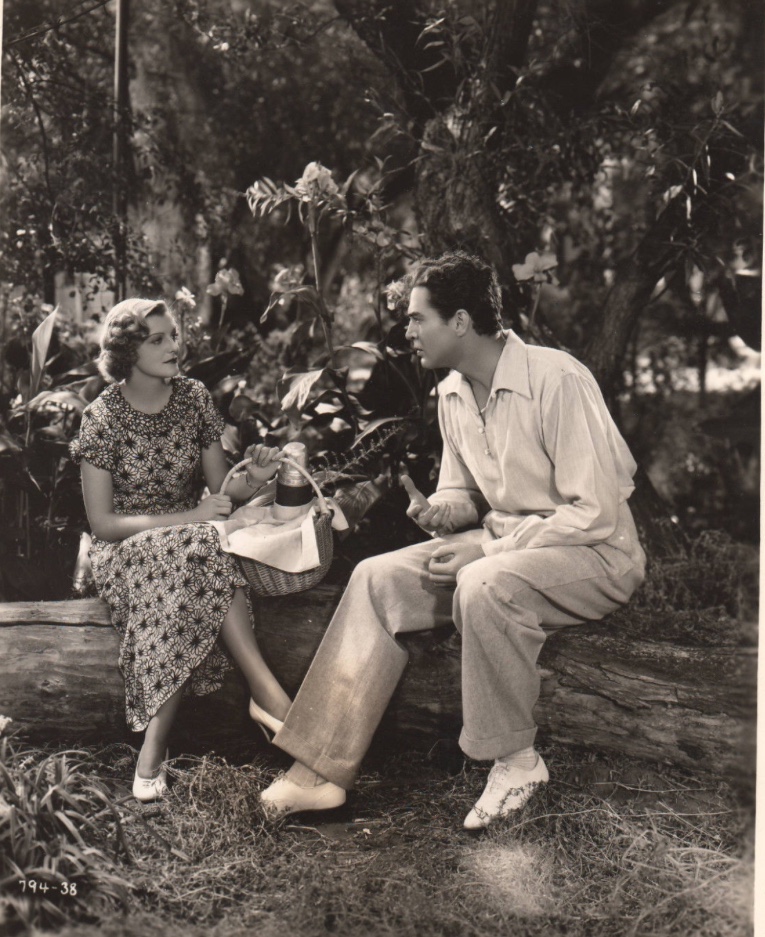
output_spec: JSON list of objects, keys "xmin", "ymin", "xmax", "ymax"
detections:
[
  {"xmin": 454, "ymin": 559, "xmax": 540, "ymax": 637},
  {"xmin": 454, "ymin": 557, "xmax": 522, "ymax": 605},
  {"xmin": 351, "ymin": 550, "xmax": 407, "ymax": 585},
  {"xmin": 348, "ymin": 547, "xmax": 426, "ymax": 604}
]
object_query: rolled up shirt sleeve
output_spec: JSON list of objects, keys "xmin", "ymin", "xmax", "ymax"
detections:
[{"xmin": 483, "ymin": 372, "xmax": 621, "ymax": 554}]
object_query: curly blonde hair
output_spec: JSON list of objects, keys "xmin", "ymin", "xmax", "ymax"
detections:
[{"xmin": 97, "ymin": 299, "xmax": 171, "ymax": 382}]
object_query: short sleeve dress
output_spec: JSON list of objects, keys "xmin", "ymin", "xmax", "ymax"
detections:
[{"xmin": 69, "ymin": 376, "xmax": 251, "ymax": 731}]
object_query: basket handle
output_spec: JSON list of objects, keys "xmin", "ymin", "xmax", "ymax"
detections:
[{"xmin": 220, "ymin": 455, "xmax": 330, "ymax": 516}]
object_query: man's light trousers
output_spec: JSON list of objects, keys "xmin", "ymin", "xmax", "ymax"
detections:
[{"xmin": 273, "ymin": 521, "xmax": 645, "ymax": 789}]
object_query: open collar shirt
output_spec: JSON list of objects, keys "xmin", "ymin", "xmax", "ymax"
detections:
[{"xmin": 431, "ymin": 330, "xmax": 642, "ymax": 559}]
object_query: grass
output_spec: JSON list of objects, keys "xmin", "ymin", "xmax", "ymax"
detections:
[{"xmin": 1, "ymin": 736, "xmax": 754, "ymax": 937}]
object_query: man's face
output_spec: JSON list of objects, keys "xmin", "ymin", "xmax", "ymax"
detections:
[{"xmin": 405, "ymin": 286, "xmax": 460, "ymax": 370}]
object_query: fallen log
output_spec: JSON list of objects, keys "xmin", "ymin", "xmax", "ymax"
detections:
[{"xmin": 0, "ymin": 592, "xmax": 756, "ymax": 782}]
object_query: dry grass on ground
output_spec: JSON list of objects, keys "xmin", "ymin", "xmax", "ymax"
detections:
[{"xmin": 1, "ymin": 737, "xmax": 754, "ymax": 937}]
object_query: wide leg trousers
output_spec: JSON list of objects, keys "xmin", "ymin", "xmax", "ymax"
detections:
[{"xmin": 273, "ymin": 526, "xmax": 644, "ymax": 789}]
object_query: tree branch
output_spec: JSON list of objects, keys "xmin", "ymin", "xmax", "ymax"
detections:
[
  {"xmin": 334, "ymin": 0, "xmax": 459, "ymax": 125},
  {"xmin": 537, "ymin": 0, "xmax": 678, "ymax": 114},
  {"xmin": 3, "ymin": 0, "xmax": 111, "ymax": 50}
]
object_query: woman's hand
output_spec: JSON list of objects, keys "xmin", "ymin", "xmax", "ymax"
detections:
[
  {"xmin": 244, "ymin": 444, "xmax": 282, "ymax": 488},
  {"xmin": 190, "ymin": 493, "xmax": 233, "ymax": 522}
]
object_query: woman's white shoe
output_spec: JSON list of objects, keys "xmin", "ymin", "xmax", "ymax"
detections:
[
  {"xmin": 132, "ymin": 749, "xmax": 169, "ymax": 802},
  {"xmin": 249, "ymin": 699, "xmax": 285, "ymax": 740}
]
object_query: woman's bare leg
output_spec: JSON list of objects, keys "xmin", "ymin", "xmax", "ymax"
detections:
[
  {"xmin": 137, "ymin": 683, "xmax": 187, "ymax": 778},
  {"xmin": 220, "ymin": 588, "xmax": 291, "ymax": 721}
]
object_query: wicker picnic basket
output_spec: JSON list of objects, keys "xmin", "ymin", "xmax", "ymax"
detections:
[{"xmin": 220, "ymin": 455, "xmax": 334, "ymax": 597}]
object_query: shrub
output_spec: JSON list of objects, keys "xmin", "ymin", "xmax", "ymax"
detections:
[{"xmin": 0, "ymin": 732, "xmax": 133, "ymax": 932}]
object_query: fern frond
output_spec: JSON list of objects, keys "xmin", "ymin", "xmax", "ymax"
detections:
[{"xmin": 310, "ymin": 420, "xmax": 408, "ymax": 490}]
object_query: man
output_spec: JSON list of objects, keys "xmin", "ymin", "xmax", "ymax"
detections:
[{"xmin": 261, "ymin": 251, "xmax": 645, "ymax": 829}]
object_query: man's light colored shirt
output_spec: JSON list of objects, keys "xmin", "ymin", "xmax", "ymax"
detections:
[{"xmin": 431, "ymin": 330, "xmax": 643, "ymax": 565}]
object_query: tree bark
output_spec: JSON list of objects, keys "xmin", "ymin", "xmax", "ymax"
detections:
[
  {"xmin": 583, "ymin": 198, "xmax": 685, "ymax": 396},
  {"xmin": 0, "ymin": 595, "xmax": 754, "ymax": 782}
]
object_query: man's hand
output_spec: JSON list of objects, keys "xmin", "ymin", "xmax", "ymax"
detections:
[
  {"xmin": 401, "ymin": 475, "xmax": 454, "ymax": 534},
  {"xmin": 427, "ymin": 541, "xmax": 485, "ymax": 584}
]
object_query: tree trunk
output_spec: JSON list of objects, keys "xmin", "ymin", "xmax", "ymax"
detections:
[
  {"xmin": 415, "ymin": 115, "xmax": 513, "ymax": 281},
  {"xmin": 583, "ymin": 198, "xmax": 685, "ymax": 397},
  {"xmin": 0, "ymin": 595, "xmax": 754, "ymax": 783}
]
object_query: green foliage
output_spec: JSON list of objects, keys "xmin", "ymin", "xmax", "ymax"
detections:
[
  {"xmin": 0, "ymin": 735, "xmax": 133, "ymax": 932},
  {"xmin": 608, "ymin": 530, "xmax": 758, "ymax": 648},
  {"xmin": 0, "ymin": 290, "xmax": 101, "ymax": 593},
  {"xmin": 0, "ymin": 0, "xmax": 164, "ymax": 296},
  {"xmin": 241, "ymin": 158, "xmax": 438, "ymax": 502},
  {"xmin": 635, "ymin": 529, "xmax": 755, "ymax": 619},
  {"xmin": 1, "ymin": 0, "xmax": 759, "ymax": 597}
]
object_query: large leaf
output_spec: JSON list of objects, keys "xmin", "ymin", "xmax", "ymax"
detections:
[
  {"xmin": 79, "ymin": 375, "xmax": 106, "ymax": 403},
  {"xmin": 228, "ymin": 394, "xmax": 272, "ymax": 428},
  {"xmin": 220, "ymin": 423, "xmax": 241, "ymax": 455},
  {"xmin": 348, "ymin": 341, "xmax": 385, "ymax": 360},
  {"xmin": 278, "ymin": 369, "xmax": 326, "ymax": 425},
  {"xmin": 29, "ymin": 307, "xmax": 59, "ymax": 400},
  {"xmin": 185, "ymin": 349, "xmax": 252, "ymax": 385},
  {"xmin": 26, "ymin": 390, "xmax": 87, "ymax": 414},
  {"xmin": 51, "ymin": 360, "xmax": 100, "ymax": 385},
  {"xmin": 327, "ymin": 367, "xmax": 350, "ymax": 392},
  {"xmin": 332, "ymin": 477, "xmax": 388, "ymax": 530}
]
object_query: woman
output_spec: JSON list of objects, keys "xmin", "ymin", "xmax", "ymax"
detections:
[{"xmin": 70, "ymin": 298, "xmax": 290, "ymax": 801}]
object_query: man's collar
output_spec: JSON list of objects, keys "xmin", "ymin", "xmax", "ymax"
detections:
[{"xmin": 439, "ymin": 330, "xmax": 532, "ymax": 400}]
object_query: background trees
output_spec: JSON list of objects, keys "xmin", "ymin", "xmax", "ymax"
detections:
[{"xmin": 1, "ymin": 0, "xmax": 761, "ymax": 597}]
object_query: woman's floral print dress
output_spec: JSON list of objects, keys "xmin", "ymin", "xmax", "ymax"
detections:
[{"xmin": 70, "ymin": 376, "xmax": 250, "ymax": 731}]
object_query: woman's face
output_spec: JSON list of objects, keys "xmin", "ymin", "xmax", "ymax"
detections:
[{"xmin": 132, "ymin": 311, "xmax": 180, "ymax": 380}]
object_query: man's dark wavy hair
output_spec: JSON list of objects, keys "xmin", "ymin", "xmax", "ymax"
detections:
[{"xmin": 409, "ymin": 250, "xmax": 503, "ymax": 336}]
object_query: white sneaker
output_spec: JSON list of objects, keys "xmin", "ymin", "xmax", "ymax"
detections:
[
  {"xmin": 260, "ymin": 775, "xmax": 346, "ymax": 819},
  {"xmin": 464, "ymin": 754, "xmax": 548, "ymax": 830}
]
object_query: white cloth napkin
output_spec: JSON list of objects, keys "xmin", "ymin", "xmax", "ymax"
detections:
[{"xmin": 209, "ymin": 492, "xmax": 348, "ymax": 573}]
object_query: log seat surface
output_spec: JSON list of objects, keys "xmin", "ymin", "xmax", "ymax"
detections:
[{"xmin": 0, "ymin": 591, "xmax": 756, "ymax": 781}]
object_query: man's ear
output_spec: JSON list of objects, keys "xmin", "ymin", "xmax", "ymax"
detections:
[{"xmin": 454, "ymin": 308, "xmax": 471, "ymax": 336}]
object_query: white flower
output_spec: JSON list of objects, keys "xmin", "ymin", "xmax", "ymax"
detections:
[
  {"xmin": 206, "ymin": 268, "xmax": 244, "ymax": 297},
  {"xmin": 294, "ymin": 161, "xmax": 340, "ymax": 202},
  {"xmin": 512, "ymin": 251, "xmax": 558, "ymax": 283},
  {"xmin": 175, "ymin": 287, "xmax": 197, "ymax": 309}
]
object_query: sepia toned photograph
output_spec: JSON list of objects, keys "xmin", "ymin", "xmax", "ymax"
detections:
[{"xmin": 0, "ymin": 1, "xmax": 760, "ymax": 935}]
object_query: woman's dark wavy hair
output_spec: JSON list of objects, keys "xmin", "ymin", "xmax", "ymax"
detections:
[
  {"xmin": 97, "ymin": 298, "xmax": 171, "ymax": 383},
  {"xmin": 408, "ymin": 250, "xmax": 503, "ymax": 336}
]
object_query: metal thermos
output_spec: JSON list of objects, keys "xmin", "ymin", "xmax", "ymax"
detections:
[{"xmin": 272, "ymin": 442, "xmax": 313, "ymax": 520}]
